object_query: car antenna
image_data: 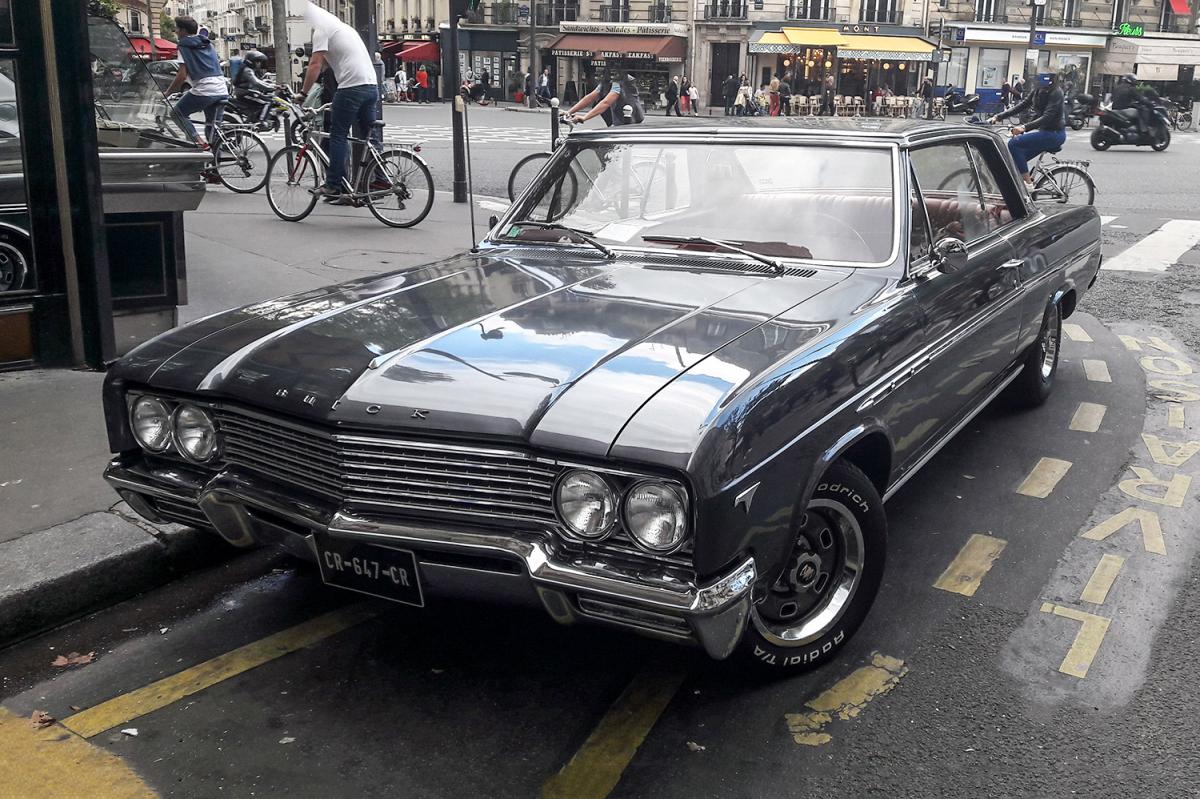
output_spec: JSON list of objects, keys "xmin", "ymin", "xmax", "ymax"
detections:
[{"xmin": 460, "ymin": 94, "xmax": 480, "ymax": 253}]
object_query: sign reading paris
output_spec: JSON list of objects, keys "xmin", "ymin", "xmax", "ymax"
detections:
[{"xmin": 1118, "ymin": 21, "xmax": 1145, "ymax": 36}]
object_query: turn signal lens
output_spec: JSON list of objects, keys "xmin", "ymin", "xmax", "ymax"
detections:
[
  {"xmin": 130, "ymin": 396, "xmax": 172, "ymax": 453},
  {"xmin": 624, "ymin": 481, "xmax": 688, "ymax": 553},
  {"xmin": 555, "ymin": 470, "xmax": 617, "ymax": 539},
  {"xmin": 172, "ymin": 404, "xmax": 218, "ymax": 463}
]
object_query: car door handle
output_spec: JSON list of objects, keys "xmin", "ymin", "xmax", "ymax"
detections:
[{"xmin": 997, "ymin": 259, "xmax": 1023, "ymax": 272}]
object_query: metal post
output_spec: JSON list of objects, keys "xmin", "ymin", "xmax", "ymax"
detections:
[
  {"xmin": 528, "ymin": 2, "xmax": 538, "ymax": 108},
  {"xmin": 549, "ymin": 96, "xmax": 560, "ymax": 147},
  {"xmin": 1025, "ymin": 0, "xmax": 1040, "ymax": 85},
  {"xmin": 450, "ymin": 13, "xmax": 469, "ymax": 203},
  {"xmin": 354, "ymin": 0, "xmax": 381, "ymax": 117}
]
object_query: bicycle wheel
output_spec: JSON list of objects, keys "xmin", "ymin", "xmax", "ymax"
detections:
[
  {"xmin": 508, "ymin": 152, "xmax": 554, "ymax": 201},
  {"xmin": 1034, "ymin": 165, "xmax": 1095, "ymax": 207},
  {"xmin": 214, "ymin": 128, "xmax": 270, "ymax": 193},
  {"xmin": 265, "ymin": 145, "xmax": 320, "ymax": 222},
  {"xmin": 1179, "ymin": 111, "xmax": 1193, "ymax": 131},
  {"xmin": 365, "ymin": 149, "xmax": 435, "ymax": 228}
]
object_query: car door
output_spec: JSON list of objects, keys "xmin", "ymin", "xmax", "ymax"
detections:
[{"xmin": 906, "ymin": 140, "xmax": 1025, "ymax": 435}]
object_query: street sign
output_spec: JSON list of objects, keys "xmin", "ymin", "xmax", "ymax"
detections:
[
  {"xmin": 1032, "ymin": 31, "xmax": 1046, "ymax": 45},
  {"xmin": 518, "ymin": 3, "xmax": 529, "ymax": 17}
]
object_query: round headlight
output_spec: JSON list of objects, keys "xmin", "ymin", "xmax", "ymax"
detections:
[
  {"xmin": 555, "ymin": 470, "xmax": 617, "ymax": 539},
  {"xmin": 172, "ymin": 404, "xmax": 218, "ymax": 462},
  {"xmin": 130, "ymin": 396, "xmax": 172, "ymax": 452},
  {"xmin": 624, "ymin": 481, "xmax": 688, "ymax": 552}
]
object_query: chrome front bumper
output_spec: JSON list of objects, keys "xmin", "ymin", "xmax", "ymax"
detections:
[{"xmin": 105, "ymin": 456, "xmax": 758, "ymax": 660}]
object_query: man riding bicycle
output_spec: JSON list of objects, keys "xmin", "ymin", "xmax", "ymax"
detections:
[
  {"xmin": 987, "ymin": 67, "xmax": 1066, "ymax": 185},
  {"xmin": 165, "ymin": 15, "xmax": 227, "ymax": 148},
  {"xmin": 566, "ymin": 71, "xmax": 645, "ymax": 126}
]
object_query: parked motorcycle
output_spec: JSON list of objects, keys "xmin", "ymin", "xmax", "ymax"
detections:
[
  {"xmin": 943, "ymin": 87, "xmax": 981, "ymax": 115},
  {"xmin": 1066, "ymin": 93, "xmax": 1094, "ymax": 130},
  {"xmin": 1090, "ymin": 104, "xmax": 1171, "ymax": 151}
]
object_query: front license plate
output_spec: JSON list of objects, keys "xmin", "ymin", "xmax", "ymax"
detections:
[{"xmin": 316, "ymin": 537, "xmax": 424, "ymax": 607}]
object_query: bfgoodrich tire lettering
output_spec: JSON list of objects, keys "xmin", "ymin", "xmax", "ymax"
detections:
[{"xmin": 740, "ymin": 460, "xmax": 887, "ymax": 673}]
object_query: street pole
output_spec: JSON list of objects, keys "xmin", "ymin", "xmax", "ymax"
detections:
[
  {"xmin": 528, "ymin": 3, "xmax": 538, "ymax": 108},
  {"xmin": 1025, "ymin": 0, "xmax": 1043, "ymax": 85},
  {"xmin": 271, "ymin": 0, "xmax": 291, "ymax": 89},
  {"xmin": 353, "ymin": 0, "xmax": 382, "ymax": 130},
  {"xmin": 449, "ymin": 8, "xmax": 469, "ymax": 203}
]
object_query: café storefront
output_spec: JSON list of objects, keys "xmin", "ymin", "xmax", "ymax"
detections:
[
  {"xmin": 549, "ymin": 22, "xmax": 688, "ymax": 108},
  {"xmin": 1098, "ymin": 34, "xmax": 1200, "ymax": 96}
]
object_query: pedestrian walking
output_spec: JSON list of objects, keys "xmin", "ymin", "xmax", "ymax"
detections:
[
  {"xmin": 680, "ymin": 76, "xmax": 691, "ymax": 114},
  {"xmin": 415, "ymin": 64, "xmax": 430, "ymax": 102},
  {"xmin": 779, "ymin": 72, "xmax": 793, "ymax": 116},
  {"xmin": 919, "ymin": 76, "xmax": 934, "ymax": 119},
  {"xmin": 769, "ymin": 76, "xmax": 780, "ymax": 116},
  {"xmin": 300, "ymin": 1, "xmax": 384, "ymax": 198},
  {"xmin": 688, "ymin": 81, "xmax": 700, "ymax": 116},
  {"xmin": 665, "ymin": 76, "xmax": 681, "ymax": 116},
  {"xmin": 394, "ymin": 65, "xmax": 409, "ymax": 101},
  {"xmin": 538, "ymin": 66, "xmax": 552, "ymax": 104},
  {"xmin": 723, "ymin": 74, "xmax": 738, "ymax": 116},
  {"xmin": 819, "ymin": 75, "xmax": 835, "ymax": 116}
]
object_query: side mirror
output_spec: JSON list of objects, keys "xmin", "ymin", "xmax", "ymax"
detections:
[{"xmin": 931, "ymin": 237, "xmax": 968, "ymax": 274}]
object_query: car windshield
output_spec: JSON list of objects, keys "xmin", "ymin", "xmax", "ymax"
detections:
[{"xmin": 501, "ymin": 142, "xmax": 897, "ymax": 266}]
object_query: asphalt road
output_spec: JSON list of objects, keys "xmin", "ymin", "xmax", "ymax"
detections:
[{"xmin": 4, "ymin": 108, "xmax": 1200, "ymax": 797}]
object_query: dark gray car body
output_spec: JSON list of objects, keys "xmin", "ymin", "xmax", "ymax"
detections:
[{"xmin": 101, "ymin": 119, "xmax": 1102, "ymax": 657}]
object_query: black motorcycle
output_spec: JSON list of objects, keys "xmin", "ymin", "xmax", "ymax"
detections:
[
  {"xmin": 228, "ymin": 88, "xmax": 282, "ymax": 134},
  {"xmin": 1090, "ymin": 104, "xmax": 1171, "ymax": 151},
  {"xmin": 1066, "ymin": 93, "xmax": 1094, "ymax": 130},
  {"xmin": 943, "ymin": 87, "xmax": 981, "ymax": 115}
]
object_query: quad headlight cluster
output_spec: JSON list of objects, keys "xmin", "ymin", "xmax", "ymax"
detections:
[
  {"xmin": 129, "ymin": 395, "xmax": 220, "ymax": 463},
  {"xmin": 554, "ymin": 469, "xmax": 690, "ymax": 554}
]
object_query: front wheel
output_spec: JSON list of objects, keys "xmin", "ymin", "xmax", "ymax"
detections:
[
  {"xmin": 365, "ymin": 149, "xmax": 435, "ymax": 228},
  {"xmin": 213, "ymin": 128, "xmax": 270, "ymax": 193},
  {"xmin": 1090, "ymin": 127, "xmax": 1112, "ymax": 151},
  {"xmin": 740, "ymin": 460, "xmax": 887, "ymax": 674},
  {"xmin": 1151, "ymin": 124, "xmax": 1171, "ymax": 152},
  {"xmin": 265, "ymin": 145, "xmax": 320, "ymax": 222},
  {"xmin": 1034, "ymin": 165, "xmax": 1095, "ymax": 206}
]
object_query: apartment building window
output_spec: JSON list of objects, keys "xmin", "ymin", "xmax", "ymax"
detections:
[
  {"xmin": 974, "ymin": 0, "xmax": 1001, "ymax": 22},
  {"xmin": 1062, "ymin": 0, "xmax": 1078, "ymax": 24},
  {"xmin": 1111, "ymin": 0, "xmax": 1126, "ymax": 27},
  {"xmin": 860, "ymin": 0, "xmax": 898, "ymax": 23},
  {"xmin": 129, "ymin": 9, "xmax": 143, "ymax": 32},
  {"xmin": 788, "ymin": 0, "xmax": 830, "ymax": 20}
]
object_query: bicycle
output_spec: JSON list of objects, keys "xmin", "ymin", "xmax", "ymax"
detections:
[
  {"xmin": 972, "ymin": 121, "xmax": 1095, "ymax": 207},
  {"xmin": 1168, "ymin": 100, "xmax": 1193, "ymax": 131},
  {"xmin": 264, "ymin": 103, "xmax": 434, "ymax": 228},
  {"xmin": 163, "ymin": 95, "xmax": 270, "ymax": 193}
]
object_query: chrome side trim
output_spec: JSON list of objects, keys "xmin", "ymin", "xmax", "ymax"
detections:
[{"xmin": 882, "ymin": 364, "xmax": 1023, "ymax": 502}]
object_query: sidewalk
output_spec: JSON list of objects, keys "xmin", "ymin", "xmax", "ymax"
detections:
[{"xmin": 0, "ymin": 189, "xmax": 484, "ymax": 646}]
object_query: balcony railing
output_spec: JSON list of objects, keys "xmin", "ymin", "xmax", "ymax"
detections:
[
  {"xmin": 703, "ymin": 0, "xmax": 747, "ymax": 18},
  {"xmin": 1157, "ymin": 16, "xmax": 1191, "ymax": 32},
  {"xmin": 535, "ymin": 3, "xmax": 579, "ymax": 24},
  {"xmin": 858, "ymin": 8, "xmax": 901, "ymax": 22},
  {"xmin": 648, "ymin": 1, "xmax": 672, "ymax": 21},
  {"xmin": 599, "ymin": 4, "xmax": 630, "ymax": 21},
  {"xmin": 786, "ymin": 2, "xmax": 834, "ymax": 20},
  {"xmin": 490, "ymin": 0, "xmax": 520, "ymax": 22}
]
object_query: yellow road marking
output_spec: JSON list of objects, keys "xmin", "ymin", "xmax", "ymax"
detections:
[
  {"xmin": 61, "ymin": 605, "xmax": 374, "ymax": 739},
  {"xmin": 1168, "ymin": 403, "xmax": 1186, "ymax": 429},
  {"xmin": 1082, "ymin": 359, "xmax": 1112, "ymax": 383},
  {"xmin": 1016, "ymin": 457, "xmax": 1073, "ymax": 498},
  {"xmin": 1142, "ymin": 433, "xmax": 1200, "ymax": 468},
  {"xmin": 1061, "ymin": 323, "xmax": 1092, "ymax": 343},
  {"xmin": 1080, "ymin": 554, "xmax": 1125, "ymax": 605},
  {"xmin": 1069, "ymin": 402, "xmax": 1107, "ymax": 433},
  {"xmin": 1118, "ymin": 334, "xmax": 1176, "ymax": 353},
  {"xmin": 1148, "ymin": 379, "xmax": 1200, "ymax": 403},
  {"xmin": 0, "ymin": 706, "xmax": 155, "ymax": 798},
  {"xmin": 1118, "ymin": 466, "xmax": 1192, "ymax": 508},
  {"xmin": 1039, "ymin": 603, "xmax": 1112, "ymax": 679},
  {"xmin": 1140, "ymin": 356, "xmax": 1193, "ymax": 377},
  {"xmin": 785, "ymin": 654, "xmax": 907, "ymax": 746},
  {"xmin": 933, "ymin": 534, "xmax": 1007, "ymax": 597},
  {"xmin": 542, "ymin": 659, "xmax": 686, "ymax": 799},
  {"xmin": 1080, "ymin": 506, "xmax": 1166, "ymax": 555}
]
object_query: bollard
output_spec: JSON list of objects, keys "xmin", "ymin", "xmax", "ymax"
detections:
[
  {"xmin": 550, "ymin": 97, "xmax": 560, "ymax": 148},
  {"xmin": 452, "ymin": 94, "xmax": 468, "ymax": 203}
]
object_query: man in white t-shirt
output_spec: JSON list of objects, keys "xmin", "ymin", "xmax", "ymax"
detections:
[{"xmin": 300, "ymin": 2, "xmax": 383, "ymax": 197}]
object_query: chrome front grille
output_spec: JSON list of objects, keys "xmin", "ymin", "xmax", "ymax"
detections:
[{"xmin": 215, "ymin": 411, "xmax": 561, "ymax": 527}]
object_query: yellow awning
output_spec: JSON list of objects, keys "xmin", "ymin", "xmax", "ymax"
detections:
[
  {"xmin": 755, "ymin": 31, "xmax": 792, "ymax": 47},
  {"xmin": 839, "ymin": 34, "xmax": 936, "ymax": 60},
  {"xmin": 782, "ymin": 27, "xmax": 849, "ymax": 47}
]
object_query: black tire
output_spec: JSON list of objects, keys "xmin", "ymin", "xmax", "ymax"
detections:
[
  {"xmin": 0, "ymin": 226, "xmax": 32, "ymax": 292},
  {"xmin": 1151, "ymin": 124, "xmax": 1171, "ymax": 152},
  {"xmin": 1034, "ymin": 165, "xmax": 1095, "ymax": 207},
  {"xmin": 287, "ymin": 116, "xmax": 306, "ymax": 144},
  {"xmin": 364, "ymin": 149, "xmax": 435, "ymax": 228},
  {"xmin": 508, "ymin": 152, "xmax": 554, "ymax": 201},
  {"xmin": 214, "ymin": 128, "xmax": 270, "ymax": 193},
  {"xmin": 265, "ymin": 145, "xmax": 320, "ymax": 222},
  {"xmin": 1090, "ymin": 127, "xmax": 1111, "ymax": 151},
  {"xmin": 1179, "ymin": 112, "xmax": 1193, "ymax": 132},
  {"xmin": 740, "ymin": 460, "xmax": 887, "ymax": 674},
  {"xmin": 1006, "ymin": 300, "xmax": 1061, "ymax": 409},
  {"xmin": 1069, "ymin": 116, "xmax": 1085, "ymax": 131}
]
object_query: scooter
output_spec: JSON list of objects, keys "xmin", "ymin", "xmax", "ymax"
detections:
[
  {"xmin": 1090, "ymin": 104, "xmax": 1171, "ymax": 151},
  {"xmin": 1066, "ymin": 93, "xmax": 1094, "ymax": 130},
  {"xmin": 943, "ymin": 87, "xmax": 981, "ymax": 115}
]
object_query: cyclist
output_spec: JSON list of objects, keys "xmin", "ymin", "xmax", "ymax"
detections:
[
  {"xmin": 165, "ymin": 15, "xmax": 227, "ymax": 148},
  {"xmin": 987, "ymin": 68, "xmax": 1066, "ymax": 185},
  {"xmin": 233, "ymin": 49, "xmax": 276, "ymax": 124},
  {"xmin": 566, "ymin": 71, "xmax": 645, "ymax": 126}
]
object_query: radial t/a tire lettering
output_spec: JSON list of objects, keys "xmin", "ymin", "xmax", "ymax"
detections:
[{"xmin": 740, "ymin": 460, "xmax": 887, "ymax": 674}]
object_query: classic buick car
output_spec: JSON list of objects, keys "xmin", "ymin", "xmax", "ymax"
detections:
[{"xmin": 102, "ymin": 119, "xmax": 1101, "ymax": 672}]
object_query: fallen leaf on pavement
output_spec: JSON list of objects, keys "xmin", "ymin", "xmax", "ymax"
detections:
[
  {"xmin": 51, "ymin": 651, "xmax": 96, "ymax": 668},
  {"xmin": 279, "ymin": 737, "xmax": 296, "ymax": 744},
  {"xmin": 121, "ymin": 728, "xmax": 138, "ymax": 737},
  {"xmin": 686, "ymin": 741, "xmax": 706, "ymax": 752},
  {"xmin": 29, "ymin": 710, "xmax": 55, "ymax": 729}
]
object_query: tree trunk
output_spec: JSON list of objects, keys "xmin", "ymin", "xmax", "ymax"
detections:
[{"xmin": 272, "ymin": 0, "xmax": 291, "ymax": 89}]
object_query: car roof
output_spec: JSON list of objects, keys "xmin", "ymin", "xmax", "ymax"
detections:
[{"xmin": 568, "ymin": 117, "xmax": 992, "ymax": 147}]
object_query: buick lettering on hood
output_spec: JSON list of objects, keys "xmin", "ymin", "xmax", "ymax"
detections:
[{"xmin": 102, "ymin": 119, "xmax": 1101, "ymax": 672}]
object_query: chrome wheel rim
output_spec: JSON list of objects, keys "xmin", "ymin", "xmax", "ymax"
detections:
[
  {"xmin": 1040, "ymin": 304, "xmax": 1061, "ymax": 380},
  {"xmin": 0, "ymin": 242, "xmax": 28, "ymax": 291},
  {"xmin": 751, "ymin": 498, "xmax": 864, "ymax": 647}
]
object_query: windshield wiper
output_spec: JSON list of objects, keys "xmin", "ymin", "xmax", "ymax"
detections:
[
  {"xmin": 641, "ymin": 235, "xmax": 785, "ymax": 275},
  {"xmin": 503, "ymin": 220, "xmax": 616, "ymax": 259}
]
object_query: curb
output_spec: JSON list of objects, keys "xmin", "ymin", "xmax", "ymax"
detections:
[{"xmin": 0, "ymin": 504, "xmax": 236, "ymax": 648}]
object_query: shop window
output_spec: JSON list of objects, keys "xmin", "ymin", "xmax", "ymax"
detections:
[
  {"xmin": 0, "ymin": 58, "xmax": 35, "ymax": 297},
  {"xmin": 976, "ymin": 47, "xmax": 1008, "ymax": 90},
  {"xmin": 939, "ymin": 46, "xmax": 968, "ymax": 89}
]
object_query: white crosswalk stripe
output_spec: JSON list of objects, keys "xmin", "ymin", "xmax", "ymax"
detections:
[
  {"xmin": 258, "ymin": 124, "xmax": 546, "ymax": 146},
  {"xmin": 1103, "ymin": 218, "xmax": 1200, "ymax": 273}
]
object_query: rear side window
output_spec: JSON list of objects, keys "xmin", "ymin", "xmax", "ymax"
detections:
[{"xmin": 909, "ymin": 144, "xmax": 989, "ymax": 244}]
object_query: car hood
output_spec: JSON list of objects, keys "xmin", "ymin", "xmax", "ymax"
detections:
[{"xmin": 124, "ymin": 250, "xmax": 845, "ymax": 456}]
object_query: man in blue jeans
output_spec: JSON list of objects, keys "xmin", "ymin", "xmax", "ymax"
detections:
[
  {"xmin": 165, "ymin": 16, "xmax": 227, "ymax": 148},
  {"xmin": 988, "ymin": 69, "xmax": 1067, "ymax": 184},
  {"xmin": 300, "ymin": 4, "xmax": 384, "ymax": 198}
]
